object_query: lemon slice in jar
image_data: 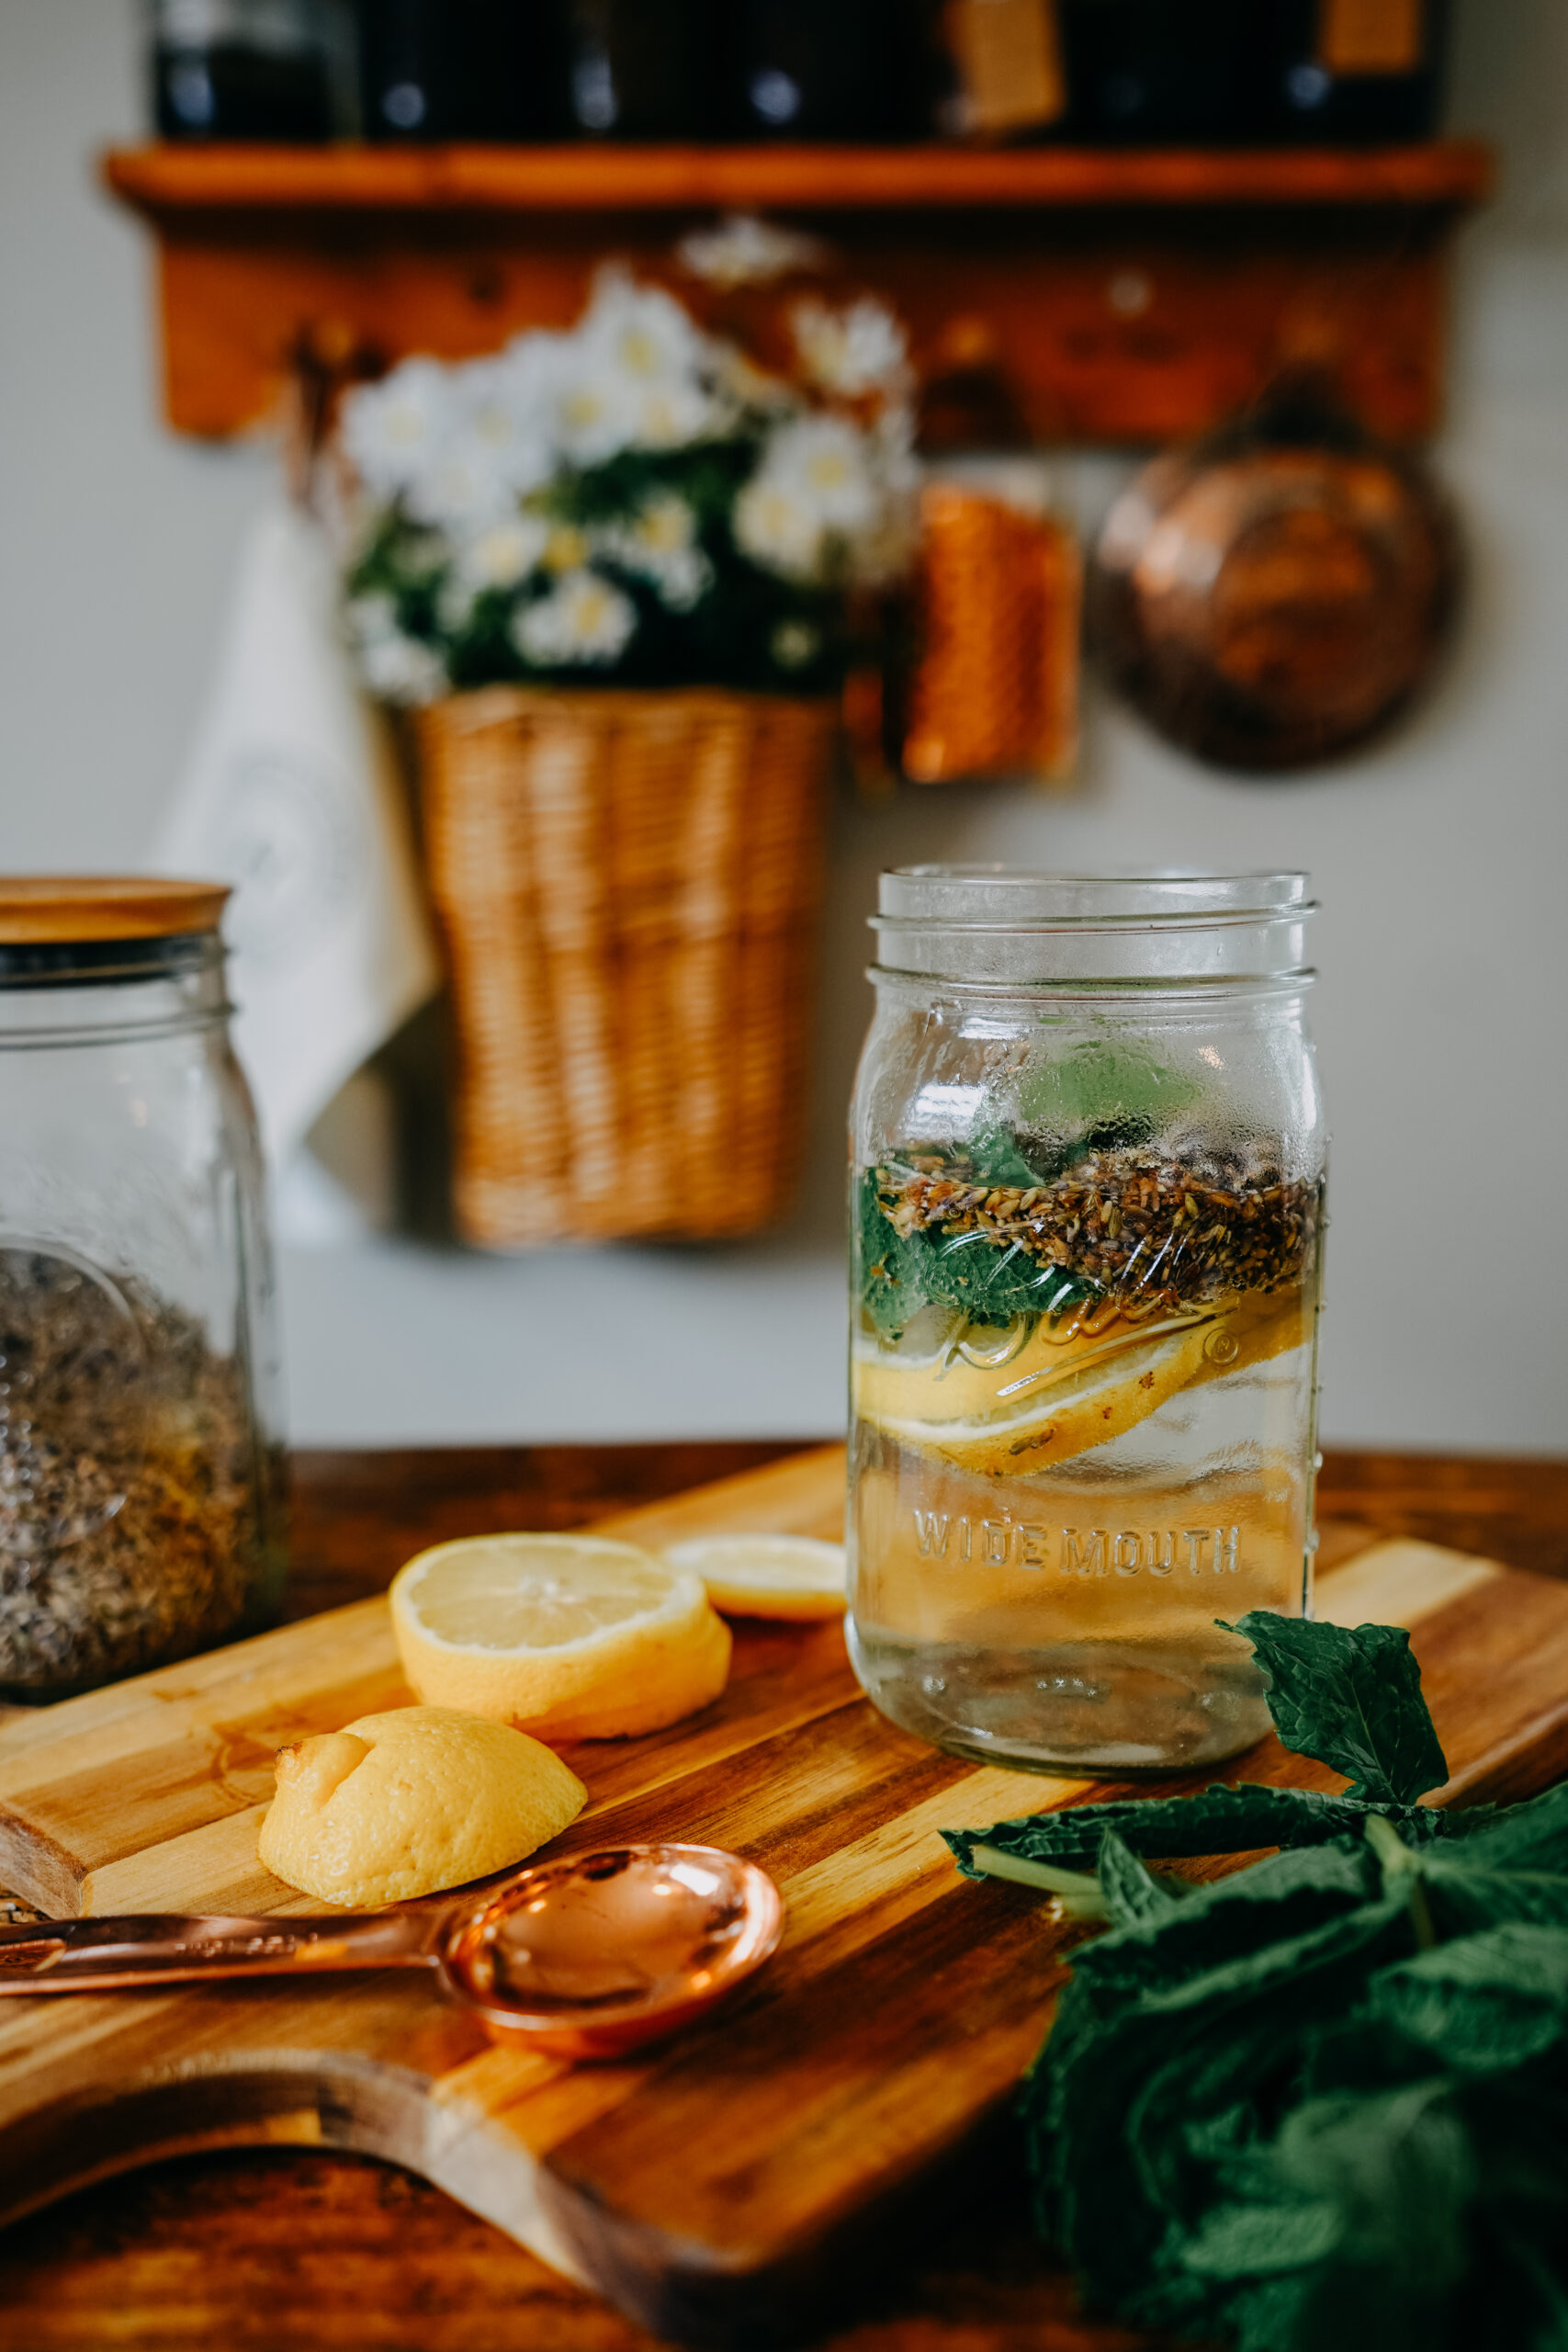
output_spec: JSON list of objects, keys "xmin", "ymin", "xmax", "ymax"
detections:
[
  {"xmin": 665, "ymin": 1534, "xmax": 848, "ymax": 1621},
  {"xmin": 855, "ymin": 1289, "xmax": 1308, "ymax": 1479},
  {"xmin": 389, "ymin": 1533, "xmax": 731, "ymax": 1740}
]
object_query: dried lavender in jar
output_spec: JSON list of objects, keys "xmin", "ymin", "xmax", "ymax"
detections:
[{"xmin": 0, "ymin": 1250, "xmax": 283, "ymax": 1699}]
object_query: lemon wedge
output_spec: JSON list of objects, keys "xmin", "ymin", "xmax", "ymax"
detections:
[
  {"xmin": 855, "ymin": 1290, "xmax": 1307, "ymax": 1478},
  {"xmin": 389, "ymin": 1532, "xmax": 732, "ymax": 1740},
  {"xmin": 665, "ymin": 1534, "xmax": 848, "ymax": 1621},
  {"xmin": 257, "ymin": 1706, "xmax": 586, "ymax": 1907}
]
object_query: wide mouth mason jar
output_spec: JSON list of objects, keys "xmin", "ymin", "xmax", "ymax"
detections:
[
  {"xmin": 847, "ymin": 868, "xmax": 1325, "ymax": 1775},
  {"xmin": 0, "ymin": 879, "xmax": 286, "ymax": 1700}
]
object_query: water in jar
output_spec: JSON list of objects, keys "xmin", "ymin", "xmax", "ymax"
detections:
[{"xmin": 848, "ymin": 1143, "xmax": 1323, "ymax": 1773}]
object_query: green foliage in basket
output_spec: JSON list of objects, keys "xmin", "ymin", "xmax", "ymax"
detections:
[{"xmin": 338, "ymin": 270, "xmax": 918, "ymax": 703}]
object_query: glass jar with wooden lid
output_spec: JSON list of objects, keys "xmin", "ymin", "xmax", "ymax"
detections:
[{"xmin": 0, "ymin": 879, "xmax": 286, "ymax": 1701}]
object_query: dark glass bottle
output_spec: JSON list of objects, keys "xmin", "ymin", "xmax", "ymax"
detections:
[
  {"xmin": 355, "ymin": 0, "xmax": 453, "ymax": 137},
  {"xmin": 356, "ymin": 0, "xmax": 558, "ymax": 139},
  {"xmin": 1059, "ymin": 0, "xmax": 1265, "ymax": 143},
  {"xmin": 452, "ymin": 0, "xmax": 561, "ymax": 138},
  {"xmin": 729, "ymin": 0, "xmax": 933, "ymax": 141},
  {"xmin": 151, "ymin": 0, "xmax": 335, "ymax": 140},
  {"xmin": 552, "ymin": 0, "xmax": 715, "ymax": 138},
  {"xmin": 1266, "ymin": 0, "xmax": 1447, "ymax": 141}
]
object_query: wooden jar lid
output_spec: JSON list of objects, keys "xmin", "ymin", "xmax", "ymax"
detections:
[{"xmin": 0, "ymin": 877, "xmax": 231, "ymax": 945}]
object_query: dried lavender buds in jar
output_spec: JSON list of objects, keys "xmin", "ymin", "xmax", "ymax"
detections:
[
  {"xmin": 0, "ymin": 1250, "xmax": 281, "ymax": 1701},
  {"xmin": 870, "ymin": 1142, "xmax": 1318, "ymax": 1317}
]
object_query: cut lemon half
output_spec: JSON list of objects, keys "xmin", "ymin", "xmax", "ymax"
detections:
[
  {"xmin": 855, "ymin": 1289, "xmax": 1307, "ymax": 1479},
  {"xmin": 389, "ymin": 1532, "xmax": 732, "ymax": 1741},
  {"xmin": 665, "ymin": 1534, "xmax": 848, "ymax": 1621}
]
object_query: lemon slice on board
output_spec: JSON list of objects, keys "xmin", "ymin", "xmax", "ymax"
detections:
[
  {"xmin": 258, "ymin": 1706, "xmax": 586, "ymax": 1908},
  {"xmin": 665, "ymin": 1534, "xmax": 848, "ymax": 1621},
  {"xmin": 389, "ymin": 1533, "xmax": 732, "ymax": 1740},
  {"xmin": 855, "ymin": 1290, "xmax": 1307, "ymax": 1479}
]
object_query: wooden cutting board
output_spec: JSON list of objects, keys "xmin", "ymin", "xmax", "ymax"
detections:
[{"xmin": 4, "ymin": 1442, "xmax": 1568, "ymax": 2348}]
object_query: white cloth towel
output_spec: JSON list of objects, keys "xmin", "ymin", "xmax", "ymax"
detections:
[{"xmin": 153, "ymin": 500, "xmax": 441, "ymax": 1167}]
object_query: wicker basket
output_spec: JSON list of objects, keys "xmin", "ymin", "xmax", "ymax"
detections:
[{"xmin": 414, "ymin": 685, "xmax": 836, "ymax": 1249}]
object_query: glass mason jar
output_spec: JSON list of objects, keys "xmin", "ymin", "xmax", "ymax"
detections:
[
  {"xmin": 847, "ymin": 870, "xmax": 1325, "ymax": 1775},
  {"xmin": 0, "ymin": 881, "xmax": 286, "ymax": 1702}
]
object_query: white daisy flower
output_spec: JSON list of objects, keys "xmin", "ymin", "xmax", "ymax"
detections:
[
  {"xmin": 765, "ymin": 415, "xmax": 881, "ymax": 531},
  {"xmin": 456, "ymin": 513, "xmax": 551, "ymax": 593},
  {"xmin": 791, "ymin": 297, "xmax": 912, "ymax": 402},
  {"xmin": 733, "ymin": 479, "xmax": 822, "ymax": 583},
  {"xmin": 513, "ymin": 571, "xmax": 637, "ymax": 667},
  {"xmin": 530, "ymin": 269, "xmax": 728, "ymax": 460},
  {"xmin": 598, "ymin": 494, "xmax": 715, "ymax": 611},
  {"xmin": 340, "ymin": 359, "xmax": 455, "ymax": 500},
  {"xmin": 402, "ymin": 433, "xmax": 515, "ymax": 531},
  {"xmin": 632, "ymin": 380, "xmax": 724, "ymax": 450},
  {"xmin": 454, "ymin": 355, "xmax": 555, "ymax": 495},
  {"xmin": 437, "ymin": 514, "xmax": 552, "ymax": 630},
  {"xmin": 581, "ymin": 267, "xmax": 707, "ymax": 392},
  {"xmin": 345, "ymin": 596, "xmax": 448, "ymax": 704},
  {"xmin": 737, "ymin": 414, "xmax": 911, "ymax": 585},
  {"xmin": 677, "ymin": 213, "xmax": 829, "ymax": 289},
  {"xmin": 544, "ymin": 372, "xmax": 642, "ymax": 468}
]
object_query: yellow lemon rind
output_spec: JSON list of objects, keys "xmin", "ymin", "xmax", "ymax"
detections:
[
  {"xmin": 256, "ymin": 1705, "xmax": 587, "ymax": 1909},
  {"xmin": 389, "ymin": 1533, "xmax": 733, "ymax": 1738},
  {"xmin": 665, "ymin": 1534, "xmax": 848, "ymax": 1622},
  {"xmin": 859, "ymin": 1291, "xmax": 1307, "ymax": 1479}
]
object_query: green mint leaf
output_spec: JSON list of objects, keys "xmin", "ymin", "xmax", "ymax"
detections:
[
  {"xmin": 855, "ymin": 1166, "xmax": 1100, "ymax": 1337},
  {"xmin": 964, "ymin": 1120, "xmax": 1048, "ymax": 1187},
  {"xmin": 1096, "ymin": 1828, "xmax": 1191, "ymax": 1929},
  {"xmin": 1369, "ymin": 1923, "xmax": 1568, "ymax": 2074},
  {"xmin": 942, "ymin": 1781, "xmax": 1437, "ymax": 1882},
  {"xmin": 1014, "ymin": 1039, "xmax": 1198, "ymax": 1162},
  {"xmin": 1228, "ymin": 1613, "xmax": 1450, "ymax": 1804},
  {"xmin": 1028, "ymin": 1885, "xmax": 1416, "ymax": 2324},
  {"xmin": 1433, "ymin": 1776, "xmax": 1568, "ymax": 1874}
]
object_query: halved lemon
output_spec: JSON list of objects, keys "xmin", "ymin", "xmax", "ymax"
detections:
[
  {"xmin": 389, "ymin": 1532, "xmax": 732, "ymax": 1740},
  {"xmin": 665, "ymin": 1534, "xmax": 848, "ymax": 1621},
  {"xmin": 855, "ymin": 1290, "xmax": 1306, "ymax": 1479}
]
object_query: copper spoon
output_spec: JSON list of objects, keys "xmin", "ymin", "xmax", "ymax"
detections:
[{"xmin": 0, "ymin": 1842, "xmax": 783, "ymax": 2060}]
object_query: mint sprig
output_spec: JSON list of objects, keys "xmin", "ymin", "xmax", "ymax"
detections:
[{"xmin": 943, "ymin": 1615, "xmax": 1568, "ymax": 2347}]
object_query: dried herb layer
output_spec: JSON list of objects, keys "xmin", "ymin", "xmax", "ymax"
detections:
[
  {"xmin": 861, "ymin": 1142, "xmax": 1319, "ymax": 1338},
  {"xmin": 0, "ymin": 1258, "xmax": 282, "ymax": 1700}
]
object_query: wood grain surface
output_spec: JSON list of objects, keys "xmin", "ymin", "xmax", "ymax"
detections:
[
  {"xmin": 2, "ymin": 1442, "xmax": 1564, "ymax": 2352},
  {"xmin": 100, "ymin": 146, "xmax": 1489, "ymax": 446},
  {"xmin": 102, "ymin": 140, "xmax": 1495, "ymax": 214}
]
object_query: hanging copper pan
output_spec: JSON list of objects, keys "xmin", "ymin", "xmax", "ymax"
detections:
[{"xmin": 1089, "ymin": 380, "xmax": 1461, "ymax": 774}]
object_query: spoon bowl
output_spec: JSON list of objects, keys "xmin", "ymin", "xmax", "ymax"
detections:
[{"xmin": 444, "ymin": 1843, "xmax": 784, "ymax": 2056}]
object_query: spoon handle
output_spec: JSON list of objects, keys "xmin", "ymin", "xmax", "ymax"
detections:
[{"xmin": 0, "ymin": 1909, "xmax": 442, "ymax": 1993}]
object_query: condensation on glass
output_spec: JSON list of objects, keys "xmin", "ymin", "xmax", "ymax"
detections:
[
  {"xmin": 0, "ymin": 883, "xmax": 286, "ymax": 1701},
  {"xmin": 847, "ymin": 869, "xmax": 1325, "ymax": 1775}
]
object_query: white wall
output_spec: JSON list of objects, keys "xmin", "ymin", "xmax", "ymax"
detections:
[{"xmin": 2, "ymin": 0, "xmax": 1564, "ymax": 1453}]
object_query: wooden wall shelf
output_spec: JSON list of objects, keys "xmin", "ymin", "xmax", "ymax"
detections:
[{"xmin": 102, "ymin": 140, "xmax": 1492, "ymax": 446}]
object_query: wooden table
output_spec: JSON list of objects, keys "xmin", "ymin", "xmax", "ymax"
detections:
[{"xmin": 2, "ymin": 1442, "xmax": 1562, "ymax": 2352}]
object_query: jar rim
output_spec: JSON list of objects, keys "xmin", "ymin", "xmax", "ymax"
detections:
[
  {"xmin": 872, "ymin": 868, "xmax": 1315, "ymax": 984},
  {"xmin": 876, "ymin": 867, "xmax": 1313, "ymax": 933}
]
